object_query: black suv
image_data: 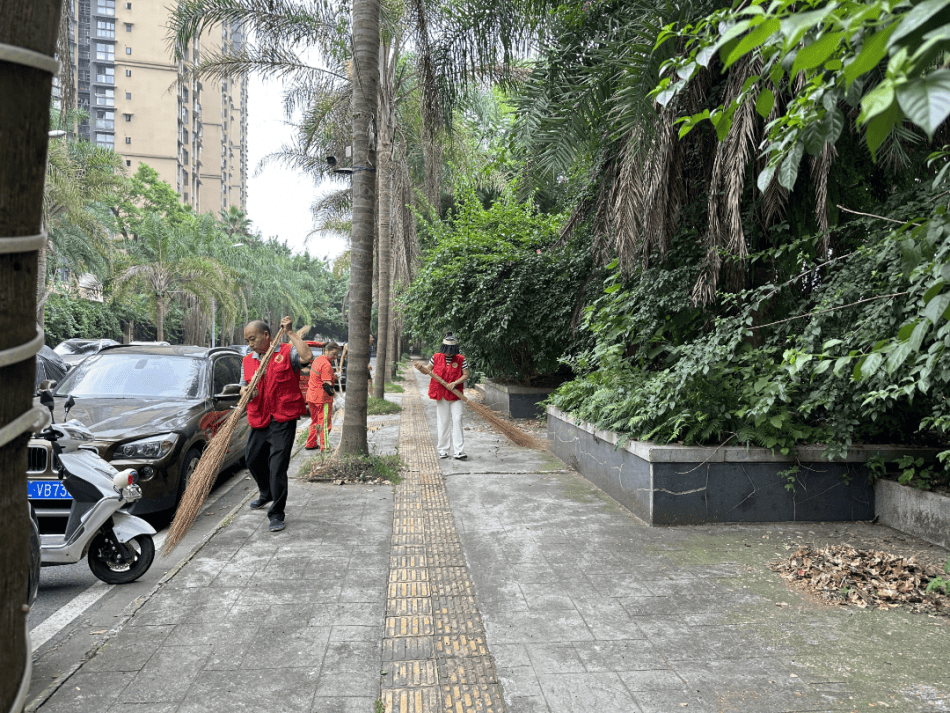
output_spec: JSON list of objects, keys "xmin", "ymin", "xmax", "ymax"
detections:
[{"xmin": 28, "ymin": 345, "xmax": 249, "ymax": 531}]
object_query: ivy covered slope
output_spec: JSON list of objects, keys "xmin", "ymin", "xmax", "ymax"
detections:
[
  {"xmin": 550, "ymin": 0, "xmax": 950, "ymax": 466},
  {"xmin": 401, "ymin": 187, "xmax": 594, "ymax": 385}
]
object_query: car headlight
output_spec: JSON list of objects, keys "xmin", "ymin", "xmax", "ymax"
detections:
[{"xmin": 116, "ymin": 433, "xmax": 180, "ymax": 460}]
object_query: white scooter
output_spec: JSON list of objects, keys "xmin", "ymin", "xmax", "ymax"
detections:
[{"xmin": 35, "ymin": 391, "xmax": 157, "ymax": 584}]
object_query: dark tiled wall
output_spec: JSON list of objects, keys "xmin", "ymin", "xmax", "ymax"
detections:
[{"xmin": 548, "ymin": 412, "xmax": 875, "ymax": 525}]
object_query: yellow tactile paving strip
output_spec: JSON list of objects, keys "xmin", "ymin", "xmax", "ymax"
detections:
[{"xmin": 381, "ymin": 381, "xmax": 505, "ymax": 713}]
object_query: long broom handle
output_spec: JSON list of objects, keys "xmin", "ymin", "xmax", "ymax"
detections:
[
  {"xmin": 412, "ymin": 361, "xmax": 470, "ymax": 402},
  {"xmin": 236, "ymin": 325, "xmax": 287, "ymax": 411}
]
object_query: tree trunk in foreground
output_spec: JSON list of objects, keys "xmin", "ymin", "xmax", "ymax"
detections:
[
  {"xmin": 0, "ymin": 1, "xmax": 61, "ymax": 708},
  {"xmin": 339, "ymin": 0, "xmax": 379, "ymax": 455}
]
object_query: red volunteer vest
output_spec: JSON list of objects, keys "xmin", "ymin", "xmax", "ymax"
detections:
[
  {"xmin": 243, "ymin": 343, "xmax": 306, "ymax": 429},
  {"xmin": 428, "ymin": 353, "xmax": 465, "ymax": 401},
  {"xmin": 306, "ymin": 355, "xmax": 336, "ymax": 404}
]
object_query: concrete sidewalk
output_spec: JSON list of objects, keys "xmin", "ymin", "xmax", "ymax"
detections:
[{"xmin": 32, "ymin": 365, "xmax": 950, "ymax": 713}]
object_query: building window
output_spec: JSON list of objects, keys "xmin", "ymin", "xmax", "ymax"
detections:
[
  {"xmin": 125, "ymin": 47, "xmax": 131, "ymax": 55},
  {"xmin": 95, "ymin": 87, "xmax": 114, "ymax": 106},
  {"xmin": 96, "ymin": 20, "xmax": 114, "ymax": 38},
  {"xmin": 182, "ymin": 87, "xmax": 188, "ymax": 102},
  {"xmin": 125, "ymin": 69, "xmax": 131, "ymax": 77},
  {"xmin": 183, "ymin": 149, "xmax": 188, "ymax": 165},
  {"xmin": 95, "ymin": 42, "xmax": 113, "ymax": 60},
  {"xmin": 125, "ymin": 136, "xmax": 131, "ymax": 144},
  {"xmin": 95, "ymin": 65, "xmax": 114, "ymax": 83},
  {"xmin": 125, "ymin": 92, "xmax": 131, "ymax": 100},
  {"xmin": 184, "ymin": 192, "xmax": 189, "ymax": 202},
  {"xmin": 96, "ymin": 0, "xmax": 115, "ymax": 15},
  {"xmin": 126, "ymin": 160, "xmax": 131, "ymax": 167},
  {"xmin": 95, "ymin": 132, "xmax": 114, "ymax": 147},
  {"xmin": 125, "ymin": 23, "xmax": 132, "ymax": 32},
  {"xmin": 95, "ymin": 109, "xmax": 114, "ymax": 129},
  {"xmin": 126, "ymin": 2, "xmax": 131, "ymax": 7},
  {"xmin": 182, "ymin": 129, "xmax": 188, "ymax": 143},
  {"xmin": 124, "ymin": 113, "xmax": 131, "ymax": 122}
]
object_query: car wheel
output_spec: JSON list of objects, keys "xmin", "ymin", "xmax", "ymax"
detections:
[{"xmin": 177, "ymin": 446, "xmax": 202, "ymax": 501}]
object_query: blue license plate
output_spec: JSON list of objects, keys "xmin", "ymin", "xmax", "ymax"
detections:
[{"xmin": 28, "ymin": 480, "xmax": 71, "ymax": 500}]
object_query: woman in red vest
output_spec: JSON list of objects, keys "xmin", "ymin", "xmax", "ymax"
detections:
[
  {"xmin": 305, "ymin": 341, "xmax": 341, "ymax": 450},
  {"xmin": 241, "ymin": 316, "xmax": 312, "ymax": 532},
  {"xmin": 421, "ymin": 332, "xmax": 470, "ymax": 460}
]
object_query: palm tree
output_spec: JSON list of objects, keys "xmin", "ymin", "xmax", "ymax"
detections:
[
  {"xmin": 40, "ymin": 136, "xmax": 125, "ymax": 319},
  {"xmin": 114, "ymin": 213, "xmax": 234, "ymax": 342},
  {"xmin": 0, "ymin": 2, "xmax": 63, "ymax": 703}
]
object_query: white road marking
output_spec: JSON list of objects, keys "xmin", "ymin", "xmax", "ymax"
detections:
[
  {"xmin": 29, "ymin": 470, "xmax": 251, "ymax": 653},
  {"xmin": 30, "ymin": 582, "xmax": 109, "ymax": 652}
]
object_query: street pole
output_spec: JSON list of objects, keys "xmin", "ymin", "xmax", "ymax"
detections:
[{"xmin": 0, "ymin": 2, "xmax": 63, "ymax": 709}]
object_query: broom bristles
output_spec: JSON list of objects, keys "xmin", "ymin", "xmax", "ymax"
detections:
[
  {"xmin": 162, "ymin": 327, "xmax": 287, "ymax": 556},
  {"xmin": 412, "ymin": 361, "xmax": 548, "ymax": 451}
]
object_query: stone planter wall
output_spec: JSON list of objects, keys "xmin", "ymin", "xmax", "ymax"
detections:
[
  {"xmin": 875, "ymin": 479, "xmax": 950, "ymax": 550},
  {"xmin": 482, "ymin": 379, "xmax": 554, "ymax": 419},
  {"xmin": 547, "ymin": 405, "xmax": 938, "ymax": 526}
]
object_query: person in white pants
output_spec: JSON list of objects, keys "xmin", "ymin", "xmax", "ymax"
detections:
[{"xmin": 420, "ymin": 332, "xmax": 470, "ymax": 460}]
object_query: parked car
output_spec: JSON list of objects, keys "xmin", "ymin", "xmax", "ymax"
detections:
[
  {"xmin": 53, "ymin": 338, "xmax": 120, "ymax": 368},
  {"xmin": 28, "ymin": 505, "xmax": 40, "ymax": 605},
  {"xmin": 28, "ymin": 345, "xmax": 249, "ymax": 529}
]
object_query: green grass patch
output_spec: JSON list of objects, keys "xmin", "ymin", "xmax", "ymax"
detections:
[
  {"xmin": 295, "ymin": 428, "xmax": 309, "ymax": 447},
  {"xmin": 305, "ymin": 452, "xmax": 403, "ymax": 485},
  {"xmin": 368, "ymin": 396, "xmax": 402, "ymax": 415},
  {"xmin": 384, "ymin": 382, "xmax": 404, "ymax": 393}
]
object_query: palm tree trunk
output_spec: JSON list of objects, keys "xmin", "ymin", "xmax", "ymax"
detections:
[
  {"xmin": 339, "ymin": 0, "xmax": 380, "ymax": 455},
  {"xmin": 36, "ymin": 241, "xmax": 48, "ymax": 322},
  {"xmin": 0, "ymin": 2, "xmax": 61, "ymax": 707},
  {"xmin": 374, "ymin": 40, "xmax": 393, "ymax": 400},
  {"xmin": 156, "ymin": 299, "xmax": 166, "ymax": 342}
]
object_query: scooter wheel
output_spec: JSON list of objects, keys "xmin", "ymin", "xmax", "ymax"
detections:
[{"xmin": 87, "ymin": 532, "xmax": 155, "ymax": 584}]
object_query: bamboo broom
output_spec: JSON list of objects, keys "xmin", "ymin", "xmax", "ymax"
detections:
[
  {"xmin": 162, "ymin": 326, "xmax": 287, "ymax": 555},
  {"xmin": 412, "ymin": 361, "xmax": 548, "ymax": 451}
]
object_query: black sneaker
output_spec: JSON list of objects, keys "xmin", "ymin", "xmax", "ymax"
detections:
[
  {"xmin": 249, "ymin": 498, "xmax": 272, "ymax": 510},
  {"xmin": 269, "ymin": 518, "xmax": 285, "ymax": 532}
]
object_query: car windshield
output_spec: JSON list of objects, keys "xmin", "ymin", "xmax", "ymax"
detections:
[
  {"xmin": 55, "ymin": 354, "xmax": 204, "ymax": 399},
  {"xmin": 54, "ymin": 341, "xmax": 105, "ymax": 356}
]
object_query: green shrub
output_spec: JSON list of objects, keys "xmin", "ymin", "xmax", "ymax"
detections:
[{"xmin": 402, "ymin": 187, "xmax": 594, "ymax": 385}]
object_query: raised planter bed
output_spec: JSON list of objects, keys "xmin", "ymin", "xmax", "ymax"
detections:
[
  {"xmin": 875, "ymin": 479, "xmax": 950, "ymax": 550},
  {"xmin": 547, "ymin": 405, "xmax": 940, "ymax": 526},
  {"xmin": 483, "ymin": 379, "xmax": 554, "ymax": 419}
]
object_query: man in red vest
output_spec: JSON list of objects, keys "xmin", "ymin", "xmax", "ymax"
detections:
[
  {"xmin": 241, "ymin": 316, "xmax": 313, "ymax": 532},
  {"xmin": 420, "ymin": 332, "xmax": 470, "ymax": 460}
]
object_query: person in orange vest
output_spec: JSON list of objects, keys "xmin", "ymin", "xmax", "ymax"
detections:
[
  {"xmin": 241, "ymin": 316, "xmax": 313, "ymax": 532},
  {"xmin": 305, "ymin": 341, "xmax": 342, "ymax": 451},
  {"xmin": 420, "ymin": 332, "xmax": 470, "ymax": 460}
]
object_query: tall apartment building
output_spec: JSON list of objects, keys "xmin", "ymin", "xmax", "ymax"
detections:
[{"xmin": 64, "ymin": 0, "xmax": 248, "ymax": 213}]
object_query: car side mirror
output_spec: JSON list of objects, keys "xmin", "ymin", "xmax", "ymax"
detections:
[
  {"xmin": 215, "ymin": 383, "xmax": 242, "ymax": 399},
  {"xmin": 40, "ymin": 390, "xmax": 55, "ymax": 421},
  {"xmin": 39, "ymin": 379, "xmax": 57, "ymax": 391}
]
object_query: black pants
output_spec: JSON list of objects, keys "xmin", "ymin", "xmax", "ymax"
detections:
[{"xmin": 245, "ymin": 418, "xmax": 297, "ymax": 520}]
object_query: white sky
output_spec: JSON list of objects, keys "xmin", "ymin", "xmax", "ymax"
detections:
[{"xmin": 245, "ymin": 76, "xmax": 349, "ymax": 262}]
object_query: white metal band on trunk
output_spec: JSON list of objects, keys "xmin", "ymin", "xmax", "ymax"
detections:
[
  {"xmin": 0, "ymin": 232, "xmax": 47, "ymax": 255},
  {"xmin": 0, "ymin": 43, "xmax": 61, "ymax": 75}
]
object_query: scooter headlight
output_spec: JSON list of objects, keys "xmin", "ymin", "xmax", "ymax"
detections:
[{"xmin": 117, "ymin": 433, "xmax": 180, "ymax": 459}]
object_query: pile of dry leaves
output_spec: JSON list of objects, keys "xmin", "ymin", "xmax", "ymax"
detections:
[{"xmin": 770, "ymin": 544, "xmax": 949, "ymax": 616}]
